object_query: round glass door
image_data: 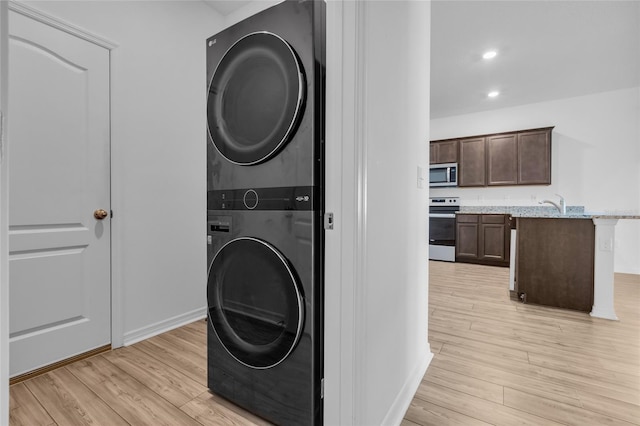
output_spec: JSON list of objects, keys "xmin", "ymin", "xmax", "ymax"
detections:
[
  {"xmin": 207, "ymin": 237, "xmax": 304, "ymax": 369},
  {"xmin": 207, "ymin": 32, "xmax": 305, "ymax": 165}
]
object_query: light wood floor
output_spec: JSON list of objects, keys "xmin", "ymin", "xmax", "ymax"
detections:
[
  {"xmin": 9, "ymin": 261, "xmax": 640, "ymax": 425},
  {"xmin": 405, "ymin": 261, "xmax": 640, "ymax": 426}
]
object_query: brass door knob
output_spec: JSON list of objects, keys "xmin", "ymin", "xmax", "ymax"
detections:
[{"xmin": 94, "ymin": 209, "xmax": 109, "ymax": 220}]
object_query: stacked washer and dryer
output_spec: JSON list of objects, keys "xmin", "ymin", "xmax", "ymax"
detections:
[{"xmin": 205, "ymin": 1, "xmax": 325, "ymax": 425}]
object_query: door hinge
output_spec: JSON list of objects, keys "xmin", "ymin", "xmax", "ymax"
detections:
[
  {"xmin": 0, "ymin": 111, "xmax": 4, "ymax": 162},
  {"xmin": 321, "ymin": 378, "xmax": 325, "ymax": 399},
  {"xmin": 324, "ymin": 213, "xmax": 334, "ymax": 230}
]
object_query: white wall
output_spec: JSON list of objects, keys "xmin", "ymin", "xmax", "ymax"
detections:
[
  {"xmin": 359, "ymin": 2, "xmax": 431, "ymax": 423},
  {"xmin": 24, "ymin": 0, "xmax": 224, "ymax": 344},
  {"xmin": 326, "ymin": 1, "xmax": 432, "ymax": 424},
  {"xmin": 431, "ymin": 87, "xmax": 640, "ymax": 274},
  {"xmin": 222, "ymin": 0, "xmax": 280, "ymax": 27}
]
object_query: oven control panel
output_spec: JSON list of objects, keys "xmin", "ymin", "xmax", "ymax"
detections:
[{"xmin": 429, "ymin": 197, "xmax": 460, "ymax": 207}]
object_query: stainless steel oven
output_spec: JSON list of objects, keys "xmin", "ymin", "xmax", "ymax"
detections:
[{"xmin": 429, "ymin": 197, "xmax": 460, "ymax": 262}]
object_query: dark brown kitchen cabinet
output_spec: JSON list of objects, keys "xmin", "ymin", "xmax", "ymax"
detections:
[
  {"xmin": 487, "ymin": 134, "xmax": 518, "ymax": 186},
  {"xmin": 429, "ymin": 139, "xmax": 458, "ymax": 164},
  {"xmin": 478, "ymin": 215, "xmax": 510, "ymax": 264},
  {"xmin": 456, "ymin": 214, "xmax": 510, "ymax": 267},
  {"xmin": 516, "ymin": 218, "xmax": 594, "ymax": 312},
  {"xmin": 455, "ymin": 214, "xmax": 479, "ymax": 260},
  {"xmin": 487, "ymin": 129, "xmax": 552, "ymax": 186},
  {"xmin": 434, "ymin": 126, "xmax": 553, "ymax": 187},
  {"xmin": 518, "ymin": 129, "xmax": 551, "ymax": 185},
  {"xmin": 458, "ymin": 137, "xmax": 486, "ymax": 187}
]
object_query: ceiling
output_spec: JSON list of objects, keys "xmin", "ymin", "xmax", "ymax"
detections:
[
  {"xmin": 430, "ymin": 1, "xmax": 640, "ymax": 118},
  {"xmin": 202, "ymin": 0, "xmax": 251, "ymax": 16},
  {"xmin": 201, "ymin": 1, "xmax": 640, "ymax": 119}
]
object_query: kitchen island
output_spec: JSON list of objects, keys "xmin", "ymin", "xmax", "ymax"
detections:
[{"xmin": 458, "ymin": 205, "xmax": 640, "ymax": 320}]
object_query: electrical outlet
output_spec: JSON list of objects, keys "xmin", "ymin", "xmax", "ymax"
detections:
[{"xmin": 600, "ymin": 237, "xmax": 613, "ymax": 252}]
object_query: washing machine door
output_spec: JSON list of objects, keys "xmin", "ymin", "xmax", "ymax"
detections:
[
  {"xmin": 207, "ymin": 32, "xmax": 305, "ymax": 165},
  {"xmin": 207, "ymin": 237, "xmax": 304, "ymax": 369}
]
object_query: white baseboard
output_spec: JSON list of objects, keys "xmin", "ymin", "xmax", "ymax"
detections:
[
  {"xmin": 381, "ymin": 348, "xmax": 433, "ymax": 426},
  {"xmin": 123, "ymin": 307, "xmax": 207, "ymax": 347}
]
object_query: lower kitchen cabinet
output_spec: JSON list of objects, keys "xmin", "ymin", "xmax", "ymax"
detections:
[
  {"xmin": 456, "ymin": 214, "xmax": 511, "ymax": 267},
  {"xmin": 515, "ymin": 218, "xmax": 594, "ymax": 312},
  {"xmin": 456, "ymin": 214, "xmax": 479, "ymax": 259}
]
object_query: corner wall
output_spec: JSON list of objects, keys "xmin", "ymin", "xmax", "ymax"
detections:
[
  {"xmin": 431, "ymin": 87, "xmax": 640, "ymax": 274},
  {"xmin": 325, "ymin": 1, "xmax": 432, "ymax": 424}
]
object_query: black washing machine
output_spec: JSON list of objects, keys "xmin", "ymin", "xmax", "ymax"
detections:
[
  {"xmin": 206, "ymin": 192, "xmax": 322, "ymax": 424},
  {"xmin": 205, "ymin": 1, "xmax": 325, "ymax": 425}
]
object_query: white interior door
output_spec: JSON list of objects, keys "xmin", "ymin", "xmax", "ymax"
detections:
[{"xmin": 8, "ymin": 10, "xmax": 111, "ymax": 377}]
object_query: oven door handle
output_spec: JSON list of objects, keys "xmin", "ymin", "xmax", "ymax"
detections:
[{"xmin": 429, "ymin": 213, "xmax": 456, "ymax": 218}]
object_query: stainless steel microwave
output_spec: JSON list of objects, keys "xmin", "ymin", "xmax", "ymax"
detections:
[{"xmin": 429, "ymin": 163, "xmax": 458, "ymax": 187}]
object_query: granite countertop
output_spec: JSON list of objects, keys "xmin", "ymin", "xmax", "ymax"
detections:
[{"xmin": 457, "ymin": 205, "xmax": 640, "ymax": 220}]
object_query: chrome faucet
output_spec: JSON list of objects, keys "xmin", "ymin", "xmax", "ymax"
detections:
[{"xmin": 539, "ymin": 194, "xmax": 566, "ymax": 215}]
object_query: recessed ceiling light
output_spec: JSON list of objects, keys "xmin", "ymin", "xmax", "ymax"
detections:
[
  {"xmin": 483, "ymin": 50, "xmax": 497, "ymax": 60},
  {"xmin": 488, "ymin": 91, "xmax": 500, "ymax": 98}
]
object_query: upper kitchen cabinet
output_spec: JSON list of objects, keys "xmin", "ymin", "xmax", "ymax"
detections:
[
  {"xmin": 458, "ymin": 137, "xmax": 486, "ymax": 186},
  {"xmin": 436, "ymin": 126, "xmax": 553, "ymax": 187},
  {"xmin": 487, "ymin": 128, "xmax": 552, "ymax": 186},
  {"xmin": 518, "ymin": 128, "xmax": 551, "ymax": 185},
  {"xmin": 487, "ymin": 134, "xmax": 518, "ymax": 186},
  {"xmin": 430, "ymin": 139, "xmax": 458, "ymax": 164}
]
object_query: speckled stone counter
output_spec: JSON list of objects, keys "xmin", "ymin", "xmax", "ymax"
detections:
[{"xmin": 458, "ymin": 205, "xmax": 640, "ymax": 220}]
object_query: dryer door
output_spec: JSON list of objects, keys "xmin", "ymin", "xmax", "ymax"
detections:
[
  {"xmin": 207, "ymin": 32, "xmax": 305, "ymax": 165},
  {"xmin": 207, "ymin": 237, "xmax": 304, "ymax": 369}
]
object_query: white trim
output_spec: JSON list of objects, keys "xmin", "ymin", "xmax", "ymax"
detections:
[
  {"xmin": 324, "ymin": 0, "xmax": 369, "ymax": 423},
  {"xmin": 324, "ymin": 0, "xmax": 370, "ymax": 423},
  {"xmin": 109, "ymin": 47, "xmax": 123, "ymax": 349},
  {"xmin": 0, "ymin": 2, "xmax": 9, "ymax": 423},
  {"xmin": 110, "ymin": 194, "xmax": 124, "ymax": 348},
  {"xmin": 590, "ymin": 218, "xmax": 620, "ymax": 320},
  {"xmin": 509, "ymin": 229, "xmax": 517, "ymax": 291},
  {"xmin": 123, "ymin": 307, "xmax": 207, "ymax": 347},
  {"xmin": 323, "ymin": 1, "xmax": 347, "ymax": 423},
  {"xmin": 8, "ymin": 1, "xmax": 117, "ymax": 50},
  {"xmin": 381, "ymin": 352, "xmax": 433, "ymax": 426},
  {"xmin": 353, "ymin": 0, "xmax": 368, "ymax": 423}
]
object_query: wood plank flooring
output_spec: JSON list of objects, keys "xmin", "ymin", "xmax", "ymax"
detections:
[
  {"xmin": 405, "ymin": 262, "xmax": 640, "ymax": 426},
  {"xmin": 10, "ymin": 261, "xmax": 640, "ymax": 425},
  {"xmin": 9, "ymin": 321, "xmax": 270, "ymax": 426}
]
